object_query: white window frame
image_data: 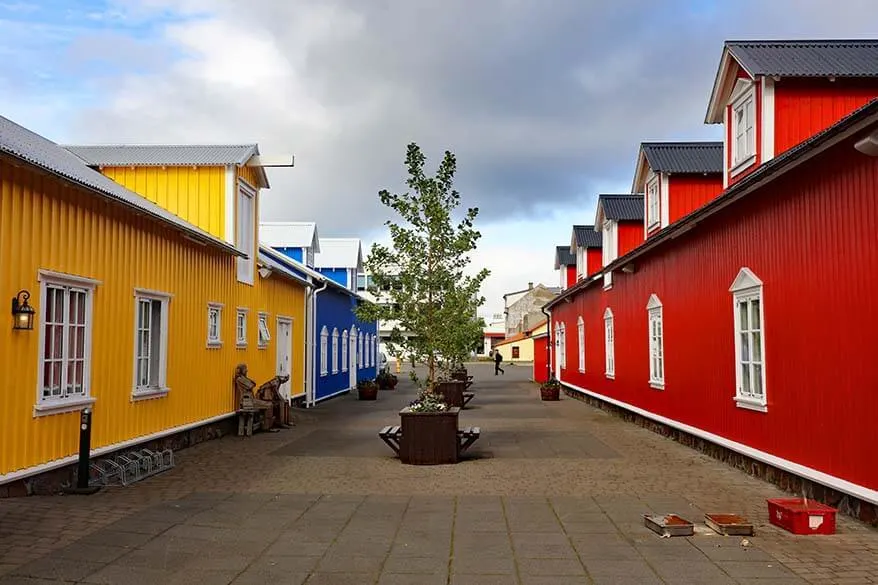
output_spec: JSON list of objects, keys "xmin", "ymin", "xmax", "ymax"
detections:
[
  {"xmin": 559, "ymin": 323, "xmax": 567, "ymax": 370},
  {"xmin": 236, "ymin": 180, "xmax": 256, "ymax": 285},
  {"xmin": 577, "ymin": 316, "xmax": 585, "ymax": 373},
  {"xmin": 602, "ymin": 220, "xmax": 618, "ymax": 267},
  {"xmin": 207, "ymin": 303, "xmax": 223, "ymax": 347},
  {"xmin": 646, "ymin": 175, "xmax": 660, "ymax": 229},
  {"xmin": 341, "ymin": 329, "xmax": 349, "ymax": 372},
  {"xmin": 358, "ymin": 334, "xmax": 364, "ymax": 368},
  {"xmin": 731, "ymin": 86, "xmax": 756, "ymax": 173},
  {"xmin": 257, "ymin": 312, "xmax": 271, "ymax": 348},
  {"xmin": 604, "ymin": 307, "xmax": 615, "ymax": 379},
  {"xmin": 35, "ymin": 270, "xmax": 100, "ymax": 416},
  {"xmin": 320, "ymin": 326, "xmax": 329, "ymax": 376},
  {"xmin": 646, "ymin": 294, "xmax": 664, "ymax": 390},
  {"xmin": 236, "ymin": 308, "xmax": 248, "ymax": 348},
  {"xmin": 730, "ymin": 268, "xmax": 767, "ymax": 412},
  {"xmin": 132, "ymin": 289, "xmax": 171, "ymax": 400},
  {"xmin": 331, "ymin": 328, "xmax": 339, "ymax": 373}
]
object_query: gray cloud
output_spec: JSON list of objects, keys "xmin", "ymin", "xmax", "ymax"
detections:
[{"xmin": 57, "ymin": 0, "xmax": 876, "ymax": 254}]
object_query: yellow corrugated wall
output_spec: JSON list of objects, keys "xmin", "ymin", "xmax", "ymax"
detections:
[
  {"xmin": 0, "ymin": 159, "xmax": 305, "ymax": 477},
  {"xmin": 101, "ymin": 166, "xmax": 226, "ymax": 239}
]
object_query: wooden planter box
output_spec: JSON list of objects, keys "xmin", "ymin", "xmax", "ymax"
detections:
[
  {"xmin": 435, "ymin": 381, "xmax": 466, "ymax": 407},
  {"xmin": 540, "ymin": 385, "xmax": 560, "ymax": 401},
  {"xmin": 399, "ymin": 407, "xmax": 460, "ymax": 465}
]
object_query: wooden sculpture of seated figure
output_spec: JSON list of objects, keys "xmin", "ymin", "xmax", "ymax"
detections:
[{"xmin": 234, "ymin": 364, "xmax": 294, "ymax": 433}]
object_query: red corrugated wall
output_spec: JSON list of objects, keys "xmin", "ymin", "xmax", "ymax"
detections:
[
  {"xmin": 775, "ymin": 79, "xmax": 878, "ymax": 154},
  {"xmin": 668, "ymin": 175, "xmax": 723, "ymax": 222},
  {"xmin": 566, "ymin": 265, "xmax": 577, "ymax": 286},
  {"xmin": 533, "ymin": 336, "xmax": 548, "ymax": 383},
  {"xmin": 586, "ymin": 249, "xmax": 602, "ymax": 277},
  {"xmin": 618, "ymin": 222, "xmax": 644, "ymax": 258},
  {"xmin": 554, "ymin": 135, "xmax": 878, "ymax": 493}
]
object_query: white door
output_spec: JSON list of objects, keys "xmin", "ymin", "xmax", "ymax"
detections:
[
  {"xmin": 276, "ymin": 318, "xmax": 293, "ymax": 399},
  {"xmin": 349, "ymin": 326, "xmax": 358, "ymax": 389}
]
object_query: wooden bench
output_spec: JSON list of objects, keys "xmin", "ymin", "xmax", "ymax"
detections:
[
  {"xmin": 377, "ymin": 425, "xmax": 481, "ymax": 456},
  {"xmin": 379, "ymin": 425, "xmax": 402, "ymax": 455},
  {"xmin": 457, "ymin": 426, "xmax": 481, "ymax": 453}
]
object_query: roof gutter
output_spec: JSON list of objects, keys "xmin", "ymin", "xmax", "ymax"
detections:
[{"xmin": 547, "ymin": 99, "xmax": 878, "ymax": 310}]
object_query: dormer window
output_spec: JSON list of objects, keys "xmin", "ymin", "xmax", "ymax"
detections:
[
  {"xmin": 602, "ymin": 220, "xmax": 618, "ymax": 267},
  {"xmin": 646, "ymin": 176, "xmax": 659, "ymax": 229},
  {"xmin": 731, "ymin": 89, "xmax": 756, "ymax": 170}
]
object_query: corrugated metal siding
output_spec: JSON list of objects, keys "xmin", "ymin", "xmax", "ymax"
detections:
[
  {"xmin": 774, "ymin": 78, "xmax": 878, "ymax": 154},
  {"xmin": 553, "ymin": 138, "xmax": 878, "ymax": 492},
  {"xmin": 617, "ymin": 223, "xmax": 643, "ymax": 258},
  {"xmin": 668, "ymin": 176, "xmax": 723, "ymax": 223},
  {"xmin": 586, "ymin": 250, "xmax": 602, "ymax": 278},
  {"xmin": 0, "ymin": 160, "xmax": 305, "ymax": 476},
  {"xmin": 102, "ymin": 166, "xmax": 226, "ymax": 238},
  {"xmin": 566, "ymin": 265, "xmax": 577, "ymax": 286},
  {"xmin": 533, "ymin": 336, "xmax": 548, "ymax": 383}
]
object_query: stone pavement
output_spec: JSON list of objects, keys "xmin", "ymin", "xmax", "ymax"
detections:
[{"xmin": 0, "ymin": 363, "xmax": 876, "ymax": 584}]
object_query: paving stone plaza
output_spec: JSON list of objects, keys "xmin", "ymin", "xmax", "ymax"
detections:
[{"xmin": 1, "ymin": 364, "xmax": 876, "ymax": 584}]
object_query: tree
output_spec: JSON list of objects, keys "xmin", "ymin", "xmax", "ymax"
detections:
[{"xmin": 356, "ymin": 143, "xmax": 489, "ymax": 395}]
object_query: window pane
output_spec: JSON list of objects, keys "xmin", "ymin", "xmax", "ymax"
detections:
[
  {"xmin": 751, "ymin": 299, "xmax": 761, "ymax": 330},
  {"xmin": 740, "ymin": 333, "xmax": 750, "ymax": 362},
  {"xmin": 741, "ymin": 362, "xmax": 751, "ymax": 394},
  {"xmin": 738, "ymin": 301, "xmax": 749, "ymax": 330},
  {"xmin": 75, "ymin": 325, "xmax": 85, "ymax": 359},
  {"xmin": 752, "ymin": 331, "xmax": 762, "ymax": 363},
  {"xmin": 753, "ymin": 364, "xmax": 763, "ymax": 396}
]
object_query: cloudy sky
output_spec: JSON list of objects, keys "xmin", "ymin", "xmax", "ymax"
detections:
[{"xmin": 2, "ymin": 0, "xmax": 874, "ymax": 318}]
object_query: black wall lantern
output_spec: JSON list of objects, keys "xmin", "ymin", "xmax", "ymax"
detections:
[{"xmin": 12, "ymin": 290, "xmax": 36, "ymax": 330}]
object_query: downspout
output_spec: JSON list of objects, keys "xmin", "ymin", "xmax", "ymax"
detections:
[
  {"xmin": 308, "ymin": 278, "xmax": 329, "ymax": 408},
  {"xmin": 541, "ymin": 306, "xmax": 553, "ymax": 382}
]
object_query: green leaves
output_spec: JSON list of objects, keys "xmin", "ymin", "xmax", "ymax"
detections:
[{"xmin": 355, "ymin": 143, "xmax": 490, "ymax": 390}]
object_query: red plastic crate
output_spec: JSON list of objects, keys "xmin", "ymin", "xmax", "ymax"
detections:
[{"xmin": 767, "ymin": 498, "xmax": 837, "ymax": 535}]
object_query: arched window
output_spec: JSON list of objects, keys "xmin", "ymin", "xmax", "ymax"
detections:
[
  {"xmin": 577, "ymin": 316, "xmax": 585, "ymax": 373},
  {"xmin": 320, "ymin": 326, "xmax": 329, "ymax": 376},
  {"xmin": 730, "ymin": 268, "xmax": 766, "ymax": 411},
  {"xmin": 560, "ymin": 323, "xmax": 567, "ymax": 369},
  {"xmin": 350, "ymin": 327, "xmax": 358, "ymax": 371},
  {"xmin": 341, "ymin": 330, "xmax": 349, "ymax": 372},
  {"xmin": 646, "ymin": 294, "xmax": 663, "ymax": 389},
  {"xmin": 358, "ymin": 333, "xmax": 364, "ymax": 368},
  {"xmin": 331, "ymin": 328, "xmax": 339, "ymax": 373},
  {"xmin": 604, "ymin": 308, "xmax": 614, "ymax": 378}
]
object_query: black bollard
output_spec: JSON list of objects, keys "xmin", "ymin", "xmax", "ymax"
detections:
[{"xmin": 64, "ymin": 407, "xmax": 100, "ymax": 495}]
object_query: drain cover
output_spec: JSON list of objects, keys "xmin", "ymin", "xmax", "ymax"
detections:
[
  {"xmin": 705, "ymin": 513, "xmax": 754, "ymax": 536},
  {"xmin": 643, "ymin": 514, "xmax": 695, "ymax": 537}
]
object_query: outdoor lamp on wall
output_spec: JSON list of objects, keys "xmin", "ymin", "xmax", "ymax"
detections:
[{"xmin": 12, "ymin": 290, "xmax": 36, "ymax": 330}]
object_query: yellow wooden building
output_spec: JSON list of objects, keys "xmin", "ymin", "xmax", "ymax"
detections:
[
  {"xmin": 494, "ymin": 320, "xmax": 548, "ymax": 363},
  {"xmin": 0, "ymin": 115, "xmax": 305, "ymax": 487}
]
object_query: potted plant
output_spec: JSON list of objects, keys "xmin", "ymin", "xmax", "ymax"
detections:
[
  {"xmin": 355, "ymin": 143, "xmax": 490, "ymax": 464},
  {"xmin": 540, "ymin": 378, "xmax": 561, "ymax": 401},
  {"xmin": 357, "ymin": 378, "xmax": 379, "ymax": 400},
  {"xmin": 376, "ymin": 370, "xmax": 398, "ymax": 390}
]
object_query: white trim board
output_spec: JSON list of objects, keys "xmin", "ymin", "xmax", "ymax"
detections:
[
  {"xmin": 0, "ymin": 412, "xmax": 236, "ymax": 486},
  {"xmin": 561, "ymin": 380, "xmax": 878, "ymax": 505},
  {"xmin": 315, "ymin": 387, "xmax": 351, "ymax": 404}
]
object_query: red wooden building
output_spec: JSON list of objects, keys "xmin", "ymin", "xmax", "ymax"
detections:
[
  {"xmin": 569, "ymin": 226, "xmax": 603, "ymax": 283},
  {"xmin": 548, "ymin": 39, "xmax": 878, "ymax": 511},
  {"xmin": 554, "ymin": 246, "xmax": 578, "ymax": 290},
  {"xmin": 532, "ymin": 332, "xmax": 549, "ymax": 384}
]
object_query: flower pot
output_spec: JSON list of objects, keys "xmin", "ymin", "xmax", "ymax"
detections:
[
  {"xmin": 398, "ymin": 406, "xmax": 460, "ymax": 465},
  {"xmin": 540, "ymin": 385, "xmax": 560, "ymax": 401},
  {"xmin": 358, "ymin": 385, "xmax": 379, "ymax": 400}
]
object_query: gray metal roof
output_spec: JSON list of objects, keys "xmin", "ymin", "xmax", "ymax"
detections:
[
  {"xmin": 63, "ymin": 144, "xmax": 259, "ymax": 167},
  {"xmin": 599, "ymin": 195, "xmax": 644, "ymax": 222},
  {"xmin": 555, "ymin": 246, "xmax": 576, "ymax": 267},
  {"xmin": 641, "ymin": 142, "xmax": 723, "ymax": 174},
  {"xmin": 0, "ymin": 115, "xmax": 242, "ymax": 255},
  {"xmin": 727, "ymin": 40, "xmax": 878, "ymax": 77},
  {"xmin": 572, "ymin": 225, "xmax": 602, "ymax": 248}
]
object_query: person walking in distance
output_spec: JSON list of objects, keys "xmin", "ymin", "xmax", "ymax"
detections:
[{"xmin": 494, "ymin": 349, "xmax": 504, "ymax": 375}]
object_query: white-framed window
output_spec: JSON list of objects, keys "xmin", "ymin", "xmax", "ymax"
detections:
[
  {"xmin": 732, "ymin": 89, "xmax": 756, "ymax": 168},
  {"xmin": 133, "ymin": 290, "xmax": 170, "ymax": 399},
  {"xmin": 341, "ymin": 329, "xmax": 349, "ymax": 372},
  {"xmin": 36, "ymin": 271, "xmax": 99, "ymax": 414},
  {"xmin": 730, "ymin": 268, "xmax": 766, "ymax": 411},
  {"xmin": 236, "ymin": 308, "xmax": 248, "ymax": 348},
  {"xmin": 331, "ymin": 328, "xmax": 339, "ymax": 373},
  {"xmin": 257, "ymin": 312, "xmax": 271, "ymax": 348},
  {"xmin": 646, "ymin": 294, "xmax": 664, "ymax": 389},
  {"xmin": 358, "ymin": 333, "xmax": 364, "ymax": 368},
  {"xmin": 604, "ymin": 307, "xmax": 615, "ymax": 378},
  {"xmin": 236, "ymin": 181, "xmax": 256, "ymax": 284},
  {"xmin": 320, "ymin": 326, "xmax": 329, "ymax": 376},
  {"xmin": 602, "ymin": 220, "xmax": 618, "ymax": 266},
  {"xmin": 207, "ymin": 303, "xmax": 223, "ymax": 347},
  {"xmin": 577, "ymin": 316, "xmax": 585, "ymax": 373},
  {"xmin": 646, "ymin": 175, "xmax": 660, "ymax": 229},
  {"xmin": 559, "ymin": 322, "xmax": 567, "ymax": 369}
]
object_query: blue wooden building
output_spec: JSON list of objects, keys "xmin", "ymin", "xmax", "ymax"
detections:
[{"xmin": 261, "ymin": 224, "xmax": 378, "ymax": 405}]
